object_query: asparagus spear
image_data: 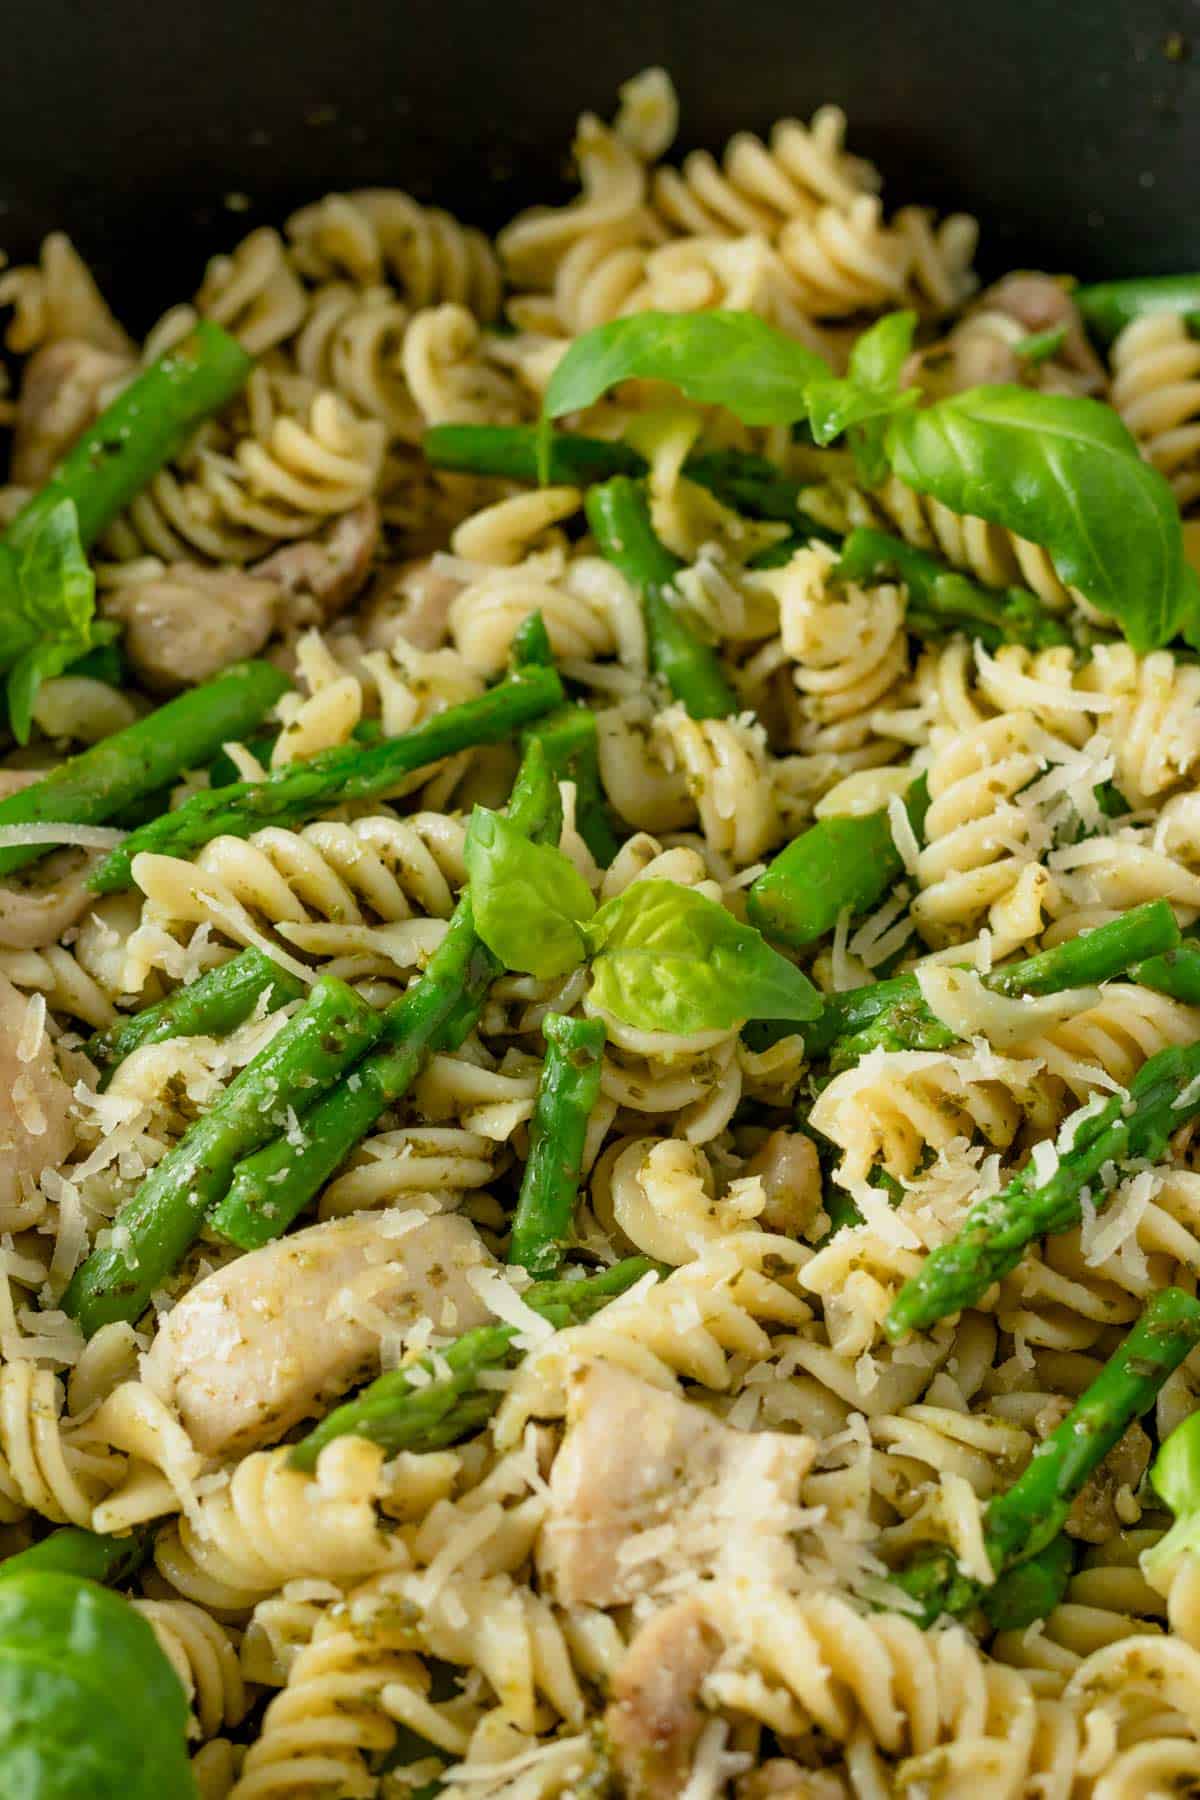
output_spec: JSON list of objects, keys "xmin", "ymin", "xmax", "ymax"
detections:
[
  {"xmin": 289, "ymin": 1256, "xmax": 657, "ymax": 1469},
  {"xmin": 819, "ymin": 900, "xmax": 1180, "ymax": 1065},
  {"xmin": 208, "ymin": 737, "xmax": 563, "ymax": 1249},
  {"xmin": 508, "ymin": 1013, "xmax": 607, "ymax": 1277},
  {"xmin": 423, "ymin": 425, "xmax": 835, "ymax": 538},
  {"xmin": 0, "ymin": 1526, "xmax": 152, "ymax": 1588},
  {"xmin": 1132, "ymin": 943, "xmax": 1200, "ymax": 1006},
  {"xmin": 0, "ymin": 661, "xmax": 290, "ymax": 878},
  {"xmin": 6, "ymin": 322, "xmax": 253, "ymax": 553},
  {"xmin": 888, "ymin": 1288, "xmax": 1200, "ymax": 1626},
  {"xmin": 89, "ymin": 662, "xmax": 563, "ymax": 893},
  {"xmin": 747, "ymin": 775, "xmax": 930, "ymax": 951},
  {"xmin": 424, "ymin": 423, "xmax": 645, "ymax": 486},
  {"xmin": 585, "ymin": 478, "xmax": 738, "ymax": 720},
  {"xmin": 521, "ymin": 705, "xmax": 620, "ymax": 866},
  {"xmin": 1074, "ymin": 274, "xmax": 1200, "ymax": 343},
  {"xmin": 86, "ymin": 947, "xmax": 307, "ymax": 1085},
  {"xmin": 835, "ymin": 527, "xmax": 1075, "ymax": 651},
  {"xmin": 886, "ymin": 1040, "xmax": 1200, "ymax": 1340},
  {"xmin": 62, "ymin": 976, "xmax": 384, "ymax": 1335}
]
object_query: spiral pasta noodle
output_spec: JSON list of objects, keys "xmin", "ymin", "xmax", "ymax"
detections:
[
  {"xmin": 1110, "ymin": 311, "xmax": 1200, "ymax": 509},
  {"xmin": 287, "ymin": 189, "xmax": 502, "ymax": 320},
  {"xmin": 154, "ymin": 1439, "xmax": 404, "ymax": 1613}
]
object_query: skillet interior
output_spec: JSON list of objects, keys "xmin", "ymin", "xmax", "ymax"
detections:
[{"xmin": 8, "ymin": 0, "xmax": 1199, "ymax": 323}]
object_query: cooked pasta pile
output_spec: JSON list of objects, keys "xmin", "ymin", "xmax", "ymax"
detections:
[{"xmin": 4, "ymin": 66, "xmax": 1200, "ymax": 1800}]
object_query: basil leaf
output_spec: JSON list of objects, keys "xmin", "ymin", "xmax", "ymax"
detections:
[
  {"xmin": 585, "ymin": 879, "xmax": 822, "ymax": 1033},
  {"xmin": 0, "ymin": 498, "xmax": 99, "ymax": 743},
  {"xmin": 6, "ymin": 621, "xmax": 120, "ymax": 746},
  {"xmin": 465, "ymin": 806, "xmax": 594, "ymax": 979},
  {"xmin": 0, "ymin": 1572, "xmax": 196, "ymax": 1798},
  {"xmin": 805, "ymin": 311, "xmax": 917, "ymax": 484},
  {"xmin": 543, "ymin": 311, "xmax": 829, "ymax": 428},
  {"xmin": 885, "ymin": 384, "xmax": 1200, "ymax": 650}
]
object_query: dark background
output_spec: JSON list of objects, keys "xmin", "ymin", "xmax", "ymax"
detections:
[{"xmin": 7, "ymin": 0, "xmax": 1199, "ymax": 323}]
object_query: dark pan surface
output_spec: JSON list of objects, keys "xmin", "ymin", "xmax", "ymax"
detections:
[{"xmin": 7, "ymin": 0, "xmax": 1198, "ymax": 323}]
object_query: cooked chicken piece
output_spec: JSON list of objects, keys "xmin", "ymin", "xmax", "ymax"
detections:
[
  {"xmin": 606, "ymin": 1598, "xmax": 723, "ymax": 1800},
  {"xmin": 904, "ymin": 271, "xmax": 1105, "ymax": 402},
  {"xmin": 982, "ymin": 271, "xmax": 1106, "ymax": 389},
  {"xmin": 1034, "ymin": 1398, "xmax": 1151, "ymax": 1544},
  {"xmin": 538, "ymin": 1360, "xmax": 812, "ymax": 1607},
  {"xmin": 904, "ymin": 314, "xmax": 1025, "ymax": 397},
  {"xmin": 737, "ymin": 1763, "xmax": 851, "ymax": 1800},
  {"xmin": 743, "ymin": 1130, "xmax": 822, "ymax": 1238},
  {"xmin": 0, "ymin": 844, "xmax": 101, "ymax": 950},
  {"xmin": 356, "ymin": 554, "xmax": 464, "ymax": 652},
  {"xmin": 10, "ymin": 338, "xmax": 134, "ymax": 485},
  {"xmin": 143, "ymin": 1209, "xmax": 495, "ymax": 1458},
  {"xmin": 0, "ymin": 971, "xmax": 74, "ymax": 1215},
  {"xmin": 253, "ymin": 501, "xmax": 379, "ymax": 632},
  {"xmin": 102, "ymin": 565, "xmax": 281, "ymax": 694}
]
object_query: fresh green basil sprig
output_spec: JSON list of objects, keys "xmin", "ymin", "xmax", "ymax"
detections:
[
  {"xmin": 0, "ymin": 499, "xmax": 115, "ymax": 743},
  {"xmin": 543, "ymin": 308, "xmax": 1200, "ymax": 651},
  {"xmin": 886, "ymin": 385, "xmax": 1200, "ymax": 650},
  {"xmin": 463, "ymin": 805, "xmax": 820, "ymax": 1033},
  {"xmin": 803, "ymin": 309, "xmax": 917, "ymax": 483}
]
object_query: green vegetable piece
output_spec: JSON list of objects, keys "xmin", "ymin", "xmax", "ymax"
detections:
[
  {"xmin": 89, "ymin": 662, "xmax": 564, "ymax": 893},
  {"xmin": 0, "ymin": 500, "xmax": 100, "ymax": 745},
  {"xmin": 210, "ymin": 739, "xmax": 563, "ymax": 1248},
  {"xmin": 821, "ymin": 899, "xmax": 1180, "ymax": 1066},
  {"xmin": 805, "ymin": 310, "xmax": 918, "ymax": 483},
  {"xmin": 885, "ymin": 384, "xmax": 1200, "ymax": 651},
  {"xmin": 586, "ymin": 879, "xmax": 822, "ymax": 1033},
  {"xmin": 886, "ymin": 1042, "xmax": 1200, "ymax": 1339},
  {"xmin": 522, "ymin": 704, "xmax": 620, "ymax": 867},
  {"xmin": 979, "ymin": 1535, "xmax": 1075, "ymax": 1631},
  {"xmin": 290, "ymin": 1257, "xmax": 657, "ymax": 1468},
  {"xmin": 0, "ymin": 1527, "xmax": 151, "ymax": 1588},
  {"xmin": 1014, "ymin": 324, "xmax": 1069, "ymax": 366},
  {"xmin": 423, "ymin": 423, "xmax": 646, "ymax": 485},
  {"xmin": 8, "ymin": 322, "xmax": 252, "ymax": 553},
  {"xmin": 585, "ymin": 478, "xmax": 738, "ymax": 720},
  {"xmin": 1075, "ymin": 274, "xmax": 1200, "ymax": 343},
  {"xmin": 63, "ymin": 976, "xmax": 384, "ymax": 1335},
  {"xmin": 835, "ymin": 526, "xmax": 1075, "ymax": 652},
  {"xmin": 1132, "ymin": 945, "xmax": 1200, "ymax": 1006},
  {"xmin": 986, "ymin": 1287, "xmax": 1200, "ymax": 1568},
  {"xmin": 544, "ymin": 309, "xmax": 828, "ymax": 428},
  {"xmin": 86, "ymin": 947, "xmax": 306, "ymax": 1084},
  {"xmin": 509, "ymin": 1013, "xmax": 607, "ymax": 1277},
  {"xmin": 0, "ymin": 658, "xmax": 290, "ymax": 879},
  {"xmin": 1144, "ymin": 1408, "xmax": 1200, "ymax": 1585},
  {"xmin": 509, "ymin": 608, "xmax": 555, "ymax": 669},
  {"xmin": 0, "ymin": 1573, "xmax": 197, "ymax": 1798},
  {"xmin": 465, "ymin": 807, "xmax": 595, "ymax": 979},
  {"xmin": 984, "ymin": 899, "xmax": 1180, "ymax": 994},
  {"xmin": 747, "ymin": 775, "xmax": 930, "ymax": 950}
]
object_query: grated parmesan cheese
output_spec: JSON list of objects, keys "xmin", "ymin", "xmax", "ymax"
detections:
[
  {"xmin": 0, "ymin": 823, "xmax": 127, "ymax": 850},
  {"xmin": 886, "ymin": 792, "xmax": 921, "ymax": 875},
  {"xmin": 16, "ymin": 992, "xmax": 46, "ymax": 1065},
  {"xmin": 467, "ymin": 1267, "xmax": 556, "ymax": 1349}
]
